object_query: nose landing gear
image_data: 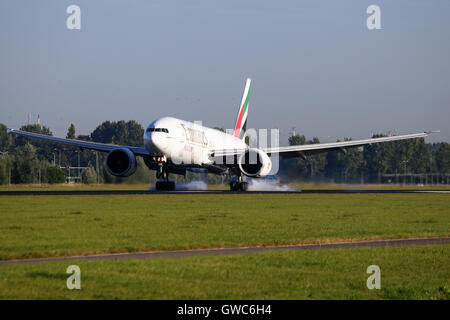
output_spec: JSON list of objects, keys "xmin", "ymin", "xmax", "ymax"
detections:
[{"xmin": 155, "ymin": 162, "xmax": 175, "ymax": 191}]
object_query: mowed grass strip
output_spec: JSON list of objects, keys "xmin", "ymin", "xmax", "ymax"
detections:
[
  {"xmin": 0, "ymin": 245, "xmax": 448, "ymax": 299},
  {"xmin": 1, "ymin": 182, "xmax": 449, "ymax": 191},
  {"xmin": 0, "ymin": 193, "xmax": 449, "ymax": 260},
  {"xmin": 0, "ymin": 184, "xmax": 153, "ymax": 192}
]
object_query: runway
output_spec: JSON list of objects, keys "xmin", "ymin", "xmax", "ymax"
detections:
[
  {"xmin": 1, "ymin": 237, "xmax": 449, "ymax": 266},
  {"xmin": 0, "ymin": 189, "xmax": 449, "ymax": 195}
]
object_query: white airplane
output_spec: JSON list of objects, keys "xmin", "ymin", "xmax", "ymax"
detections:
[{"xmin": 8, "ymin": 78, "xmax": 433, "ymax": 191}]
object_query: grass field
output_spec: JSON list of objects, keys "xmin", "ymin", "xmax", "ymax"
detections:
[
  {"xmin": 0, "ymin": 193, "xmax": 449, "ymax": 260},
  {"xmin": 0, "ymin": 186, "xmax": 448, "ymax": 299},
  {"xmin": 0, "ymin": 245, "xmax": 448, "ymax": 299}
]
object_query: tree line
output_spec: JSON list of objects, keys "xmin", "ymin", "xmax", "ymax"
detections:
[
  {"xmin": 0, "ymin": 121, "xmax": 152, "ymax": 185},
  {"xmin": 279, "ymin": 133, "xmax": 449, "ymax": 184},
  {"xmin": 0, "ymin": 121, "xmax": 448, "ymax": 185}
]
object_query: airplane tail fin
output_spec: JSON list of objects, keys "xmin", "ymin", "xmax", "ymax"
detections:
[{"xmin": 233, "ymin": 78, "xmax": 251, "ymax": 139}]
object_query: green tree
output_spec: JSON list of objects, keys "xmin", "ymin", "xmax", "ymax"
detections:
[
  {"xmin": 46, "ymin": 165, "xmax": 66, "ymax": 184},
  {"xmin": 0, "ymin": 123, "xmax": 13, "ymax": 152},
  {"xmin": 279, "ymin": 134, "xmax": 307, "ymax": 181},
  {"xmin": 337, "ymin": 139, "xmax": 364, "ymax": 183},
  {"xmin": 11, "ymin": 143, "xmax": 39, "ymax": 183},
  {"xmin": 288, "ymin": 134, "xmax": 306, "ymax": 146},
  {"xmin": 77, "ymin": 135, "xmax": 91, "ymax": 141},
  {"xmin": 91, "ymin": 120, "xmax": 144, "ymax": 146},
  {"xmin": 436, "ymin": 143, "xmax": 450, "ymax": 173},
  {"xmin": 326, "ymin": 147, "xmax": 365, "ymax": 183},
  {"xmin": 64, "ymin": 124, "xmax": 81, "ymax": 168},
  {"xmin": 405, "ymin": 138, "xmax": 430, "ymax": 174},
  {"xmin": 15, "ymin": 124, "xmax": 54, "ymax": 162},
  {"xmin": 0, "ymin": 153, "xmax": 12, "ymax": 184},
  {"xmin": 306, "ymin": 137, "xmax": 327, "ymax": 180},
  {"xmin": 363, "ymin": 134, "xmax": 388, "ymax": 183},
  {"xmin": 81, "ymin": 166, "xmax": 97, "ymax": 184},
  {"xmin": 363, "ymin": 135, "xmax": 433, "ymax": 184},
  {"xmin": 282, "ymin": 134, "xmax": 327, "ymax": 181},
  {"xmin": 125, "ymin": 120, "xmax": 145, "ymax": 146},
  {"xmin": 66, "ymin": 124, "xmax": 76, "ymax": 139}
]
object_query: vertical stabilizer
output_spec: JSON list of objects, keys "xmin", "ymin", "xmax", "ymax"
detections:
[{"xmin": 234, "ymin": 78, "xmax": 251, "ymax": 139}]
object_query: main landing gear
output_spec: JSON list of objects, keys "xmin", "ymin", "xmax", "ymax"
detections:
[
  {"xmin": 155, "ymin": 163, "xmax": 175, "ymax": 191},
  {"xmin": 229, "ymin": 175, "xmax": 248, "ymax": 191}
]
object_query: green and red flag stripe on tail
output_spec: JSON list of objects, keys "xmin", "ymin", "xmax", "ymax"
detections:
[{"xmin": 234, "ymin": 78, "xmax": 251, "ymax": 139}]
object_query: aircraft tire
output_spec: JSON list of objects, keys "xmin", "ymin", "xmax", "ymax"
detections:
[
  {"xmin": 230, "ymin": 181, "xmax": 239, "ymax": 191},
  {"xmin": 156, "ymin": 181, "xmax": 175, "ymax": 191}
]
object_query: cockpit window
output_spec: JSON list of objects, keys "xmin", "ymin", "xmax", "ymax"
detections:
[{"xmin": 146, "ymin": 128, "xmax": 169, "ymax": 133}]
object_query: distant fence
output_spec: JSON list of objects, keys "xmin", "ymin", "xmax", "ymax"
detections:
[
  {"xmin": 62, "ymin": 166, "xmax": 89, "ymax": 183},
  {"xmin": 381, "ymin": 173, "xmax": 450, "ymax": 185}
]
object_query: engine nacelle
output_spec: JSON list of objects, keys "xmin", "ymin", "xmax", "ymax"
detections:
[
  {"xmin": 106, "ymin": 148, "xmax": 137, "ymax": 177},
  {"xmin": 238, "ymin": 148, "xmax": 272, "ymax": 178}
]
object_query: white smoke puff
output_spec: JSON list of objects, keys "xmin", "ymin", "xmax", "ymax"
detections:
[
  {"xmin": 176, "ymin": 180, "xmax": 208, "ymax": 191},
  {"xmin": 246, "ymin": 179, "xmax": 297, "ymax": 191}
]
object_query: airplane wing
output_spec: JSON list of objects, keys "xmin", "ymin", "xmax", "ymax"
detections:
[
  {"xmin": 262, "ymin": 131, "xmax": 432, "ymax": 158},
  {"xmin": 7, "ymin": 128, "xmax": 150, "ymax": 156},
  {"xmin": 211, "ymin": 131, "xmax": 433, "ymax": 160}
]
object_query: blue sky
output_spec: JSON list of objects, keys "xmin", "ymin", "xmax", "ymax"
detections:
[{"xmin": 1, "ymin": 0, "xmax": 449, "ymax": 143}]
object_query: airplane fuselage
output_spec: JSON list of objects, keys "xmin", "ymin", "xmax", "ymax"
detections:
[{"xmin": 144, "ymin": 117, "xmax": 247, "ymax": 166}]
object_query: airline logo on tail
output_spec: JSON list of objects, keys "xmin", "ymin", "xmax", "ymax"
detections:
[{"xmin": 234, "ymin": 78, "xmax": 251, "ymax": 139}]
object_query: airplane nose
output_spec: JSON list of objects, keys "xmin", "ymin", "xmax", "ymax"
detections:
[
  {"xmin": 146, "ymin": 132, "xmax": 168, "ymax": 155},
  {"xmin": 151, "ymin": 133, "xmax": 160, "ymax": 147}
]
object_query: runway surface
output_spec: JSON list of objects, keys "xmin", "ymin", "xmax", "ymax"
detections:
[
  {"xmin": 1, "ymin": 237, "xmax": 449, "ymax": 266},
  {"xmin": 0, "ymin": 189, "xmax": 449, "ymax": 195}
]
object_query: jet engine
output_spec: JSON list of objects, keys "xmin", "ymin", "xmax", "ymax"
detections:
[
  {"xmin": 105, "ymin": 148, "xmax": 137, "ymax": 177},
  {"xmin": 238, "ymin": 148, "xmax": 272, "ymax": 178}
]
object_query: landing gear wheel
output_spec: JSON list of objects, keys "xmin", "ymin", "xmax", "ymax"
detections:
[
  {"xmin": 155, "ymin": 163, "xmax": 175, "ymax": 191},
  {"xmin": 230, "ymin": 181, "xmax": 248, "ymax": 191},
  {"xmin": 155, "ymin": 181, "xmax": 164, "ymax": 191},
  {"xmin": 230, "ymin": 181, "xmax": 239, "ymax": 191},
  {"xmin": 166, "ymin": 181, "xmax": 175, "ymax": 191},
  {"xmin": 155, "ymin": 181, "xmax": 175, "ymax": 191}
]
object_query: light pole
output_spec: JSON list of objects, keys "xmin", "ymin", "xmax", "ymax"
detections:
[
  {"xmin": 95, "ymin": 151, "xmax": 99, "ymax": 184},
  {"xmin": 75, "ymin": 150, "xmax": 81, "ymax": 182},
  {"xmin": 401, "ymin": 160, "xmax": 408, "ymax": 187},
  {"xmin": 52, "ymin": 148, "xmax": 57, "ymax": 166}
]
